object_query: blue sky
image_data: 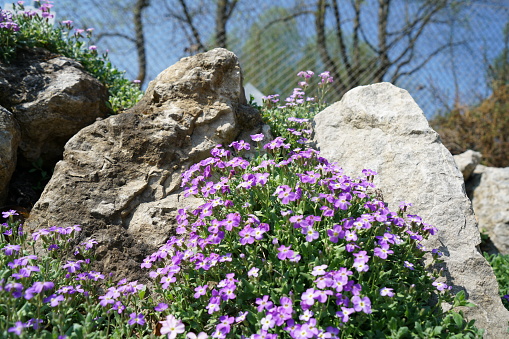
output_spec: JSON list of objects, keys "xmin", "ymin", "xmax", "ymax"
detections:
[{"xmin": 7, "ymin": 0, "xmax": 508, "ymax": 118}]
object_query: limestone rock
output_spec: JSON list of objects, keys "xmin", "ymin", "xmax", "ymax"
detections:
[
  {"xmin": 26, "ymin": 48, "xmax": 262, "ymax": 282},
  {"xmin": 454, "ymin": 150, "xmax": 482, "ymax": 181},
  {"xmin": 313, "ymin": 82, "xmax": 509, "ymax": 338},
  {"xmin": 468, "ymin": 165, "xmax": 509, "ymax": 255},
  {"xmin": 0, "ymin": 106, "xmax": 21, "ymax": 204},
  {"xmin": 0, "ymin": 48, "xmax": 110, "ymax": 166}
]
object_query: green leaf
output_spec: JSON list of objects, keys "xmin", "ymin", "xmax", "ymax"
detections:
[{"xmin": 452, "ymin": 312, "xmax": 464, "ymax": 329}]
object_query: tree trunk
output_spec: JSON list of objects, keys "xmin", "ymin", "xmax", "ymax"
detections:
[{"xmin": 134, "ymin": 0, "xmax": 149, "ymax": 85}]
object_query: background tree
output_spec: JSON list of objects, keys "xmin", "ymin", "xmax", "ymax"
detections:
[
  {"xmin": 314, "ymin": 0, "xmax": 460, "ymax": 98},
  {"xmin": 431, "ymin": 21, "xmax": 509, "ymax": 167},
  {"xmin": 164, "ymin": 0, "xmax": 240, "ymax": 54}
]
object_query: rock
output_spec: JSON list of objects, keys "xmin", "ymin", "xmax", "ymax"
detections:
[
  {"xmin": 454, "ymin": 150, "xmax": 482, "ymax": 181},
  {"xmin": 0, "ymin": 106, "xmax": 21, "ymax": 204},
  {"xmin": 26, "ymin": 48, "xmax": 262, "ymax": 282},
  {"xmin": 0, "ymin": 48, "xmax": 110, "ymax": 167},
  {"xmin": 313, "ymin": 82, "xmax": 509, "ymax": 338},
  {"xmin": 467, "ymin": 165, "xmax": 509, "ymax": 255}
]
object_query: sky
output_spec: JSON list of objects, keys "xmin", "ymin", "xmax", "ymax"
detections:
[{"xmin": 6, "ymin": 0, "xmax": 508, "ymax": 118}]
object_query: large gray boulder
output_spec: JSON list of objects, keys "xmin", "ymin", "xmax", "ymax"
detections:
[
  {"xmin": 467, "ymin": 165, "xmax": 509, "ymax": 255},
  {"xmin": 313, "ymin": 82, "xmax": 509, "ymax": 338},
  {"xmin": 26, "ymin": 48, "xmax": 262, "ymax": 282},
  {"xmin": 0, "ymin": 106, "xmax": 21, "ymax": 204},
  {"xmin": 0, "ymin": 48, "xmax": 110, "ymax": 166},
  {"xmin": 454, "ymin": 150, "xmax": 482, "ymax": 181}
]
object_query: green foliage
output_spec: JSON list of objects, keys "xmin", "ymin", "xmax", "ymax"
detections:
[
  {"xmin": 484, "ymin": 252, "xmax": 509, "ymax": 311},
  {"xmin": 0, "ymin": 2, "xmax": 142, "ymax": 114},
  {"xmin": 28, "ymin": 158, "xmax": 52, "ymax": 192}
]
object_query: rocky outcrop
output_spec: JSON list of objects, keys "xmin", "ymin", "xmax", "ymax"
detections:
[
  {"xmin": 0, "ymin": 48, "xmax": 110, "ymax": 167},
  {"xmin": 454, "ymin": 150, "xmax": 482, "ymax": 181},
  {"xmin": 313, "ymin": 82, "xmax": 509, "ymax": 338},
  {"xmin": 467, "ymin": 165, "xmax": 509, "ymax": 255},
  {"xmin": 26, "ymin": 48, "xmax": 262, "ymax": 282},
  {"xmin": 0, "ymin": 106, "xmax": 21, "ymax": 204}
]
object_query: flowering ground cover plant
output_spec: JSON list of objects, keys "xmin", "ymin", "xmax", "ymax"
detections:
[
  {"xmin": 0, "ymin": 1, "xmax": 142, "ymax": 113},
  {"xmin": 141, "ymin": 132, "xmax": 482, "ymax": 338},
  {"xmin": 0, "ymin": 210, "xmax": 158, "ymax": 338},
  {"xmin": 0, "ymin": 70, "xmax": 485, "ymax": 338}
]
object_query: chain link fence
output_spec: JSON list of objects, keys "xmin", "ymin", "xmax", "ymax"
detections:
[{"xmin": 19, "ymin": 0, "xmax": 509, "ymax": 118}]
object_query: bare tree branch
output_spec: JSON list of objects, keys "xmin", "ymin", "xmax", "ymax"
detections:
[
  {"xmin": 95, "ymin": 32, "xmax": 137, "ymax": 44},
  {"xmin": 391, "ymin": 41, "xmax": 465, "ymax": 83},
  {"xmin": 255, "ymin": 8, "xmax": 314, "ymax": 39},
  {"xmin": 176, "ymin": 0, "xmax": 205, "ymax": 52}
]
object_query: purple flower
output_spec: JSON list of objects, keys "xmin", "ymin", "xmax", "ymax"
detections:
[
  {"xmin": 229, "ymin": 140, "xmax": 251, "ymax": 151},
  {"xmin": 375, "ymin": 232, "xmax": 395, "ymax": 245},
  {"xmin": 351, "ymin": 295, "xmax": 372, "ymax": 314},
  {"xmin": 2, "ymin": 244, "xmax": 21, "ymax": 255},
  {"xmin": 301, "ymin": 288, "xmax": 317, "ymax": 306},
  {"xmin": 187, "ymin": 332, "xmax": 208, "ymax": 339},
  {"xmin": 8, "ymin": 321, "xmax": 27, "ymax": 335},
  {"xmin": 140, "ymin": 258, "xmax": 153, "ymax": 269},
  {"xmin": 299, "ymin": 171, "xmax": 321, "ymax": 184},
  {"xmin": 373, "ymin": 243, "xmax": 394, "ymax": 259},
  {"xmin": 160, "ymin": 315, "xmax": 185, "ymax": 339},
  {"xmin": 277, "ymin": 245, "xmax": 295, "ymax": 260},
  {"xmin": 43, "ymin": 294, "xmax": 65, "ymax": 307},
  {"xmin": 128, "ymin": 313, "xmax": 145, "ymax": 326},
  {"xmin": 248, "ymin": 267, "xmax": 260, "ymax": 277},
  {"xmin": 206, "ymin": 296, "xmax": 221, "ymax": 314},
  {"xmin": 327, "ymin": 225, "xmax": 343, "ymax": 243},
  {"xmin": 302, "ymin": 227, "xmax": 319, "ymax": 242},
  {"xmin": 81, "ymin": 239, "xmax": 98, "ymax": 250},
  {"xmin": 88, "ymin": 271, "xmax": 104, "ymax": 281},
  {"xmin": 98, "ymin": 292, "xmax": 116, "ymax": 307},
  {"xmin": 26, "ymin": 318, "xmax": 43, "ymax": 330},
  {"xmin": 344, "ymin": 230, "xmax": 357, "ymax": 242},
  {"xmin": 236, "ymin": 311, "xmax": 248, "ymax": 323},
  {"xmin": 297, "ymin": 70, "xmax": 314, "ymax": 79},
  {"xmin": 336, "ymin": 307, "xmax": 355, "ymax": 323},
  {"xmin": 154, "ymin": 302, "xmax": 168, "ymax": 312},
  {"xmin": 275, "ymin": 185, "xmax": 300, "ymax": 204},
  {"xmin": 24, "ymin": 281, "xmax": 54, "ymax": 300},
  {"xmin": 194, "ymin": 285, "xmax": 208, "ymax": 299},
  {"xmin": 62, "ymin": 260, "xmax": 83, "ymax": 273},
  {"xmin": 292, "ymin": 323, "xmax": 316, "ymax": 339},
  {"xmin": 311, "ymin": 265, "xmax": 328, "ymax": 276},
  {"xmin": 404, "ymin": 261, "xmax": 415, "ymax": 270},
  {"xmin": 250, "ymin": 134, "xmax": 264, "ymax": 142},
  {"xmin": 260, "ymin": 314, "xmax": 275, "ymax": 330},
  {"xmin": 217, "ymin": 315, "xmax": 235, "ymax": 332},
  {"xmin": 160, "ymin": 274, "xmax": 176, "ymax": 289},
  {"xmin": 353, "ymin": 251, "xmax": 369, "ymax": 264},
  {"xmin": 380, "ymin": 287, "xmax": 395, "ymax": 297},
  {"xmin": 255, "ymin": 295, "xmax": 273, "ymax": 312},
  {"xmin": 334, "ymin": 194, "xmax": 351, "ymax": 210},
  {"xmin": 2, "ymin": 209, "xmax": 19, "ymax": 218},
  {"xmin": 432, "ymin": 281, "xmax": 451, "ymax": 292}
]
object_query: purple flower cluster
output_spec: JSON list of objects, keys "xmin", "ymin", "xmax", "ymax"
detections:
[
  {"xmin": 0, "ymin": 9, "xmax": 20, "ymax": 31},
  {"xmin": 98, "ymin": 279, "xmax": 145, "ymax": 313},
  {"xmin": 140, "ymin": 126, "xmax": 445, "ymax": 337}
]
